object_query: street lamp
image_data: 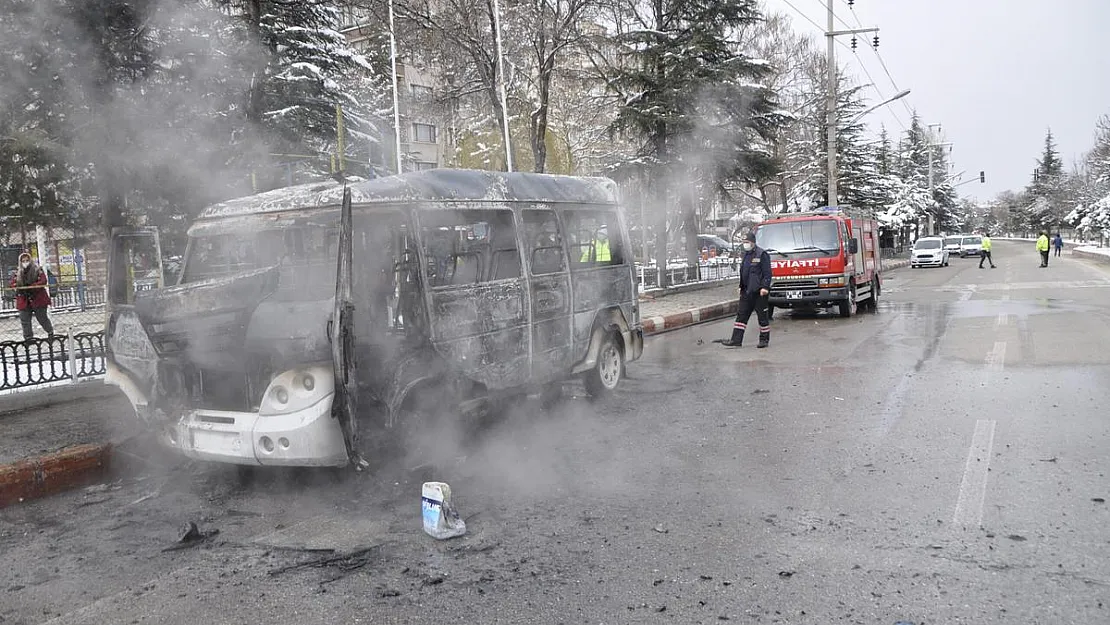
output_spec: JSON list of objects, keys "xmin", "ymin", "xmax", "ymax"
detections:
[
  {"xmin": 847, "ymin": 89, "xmax": 911, "ymax": 126},
  {"xmin": 826, "ymin": 88, "xmax": 912, "ymax": 208}
]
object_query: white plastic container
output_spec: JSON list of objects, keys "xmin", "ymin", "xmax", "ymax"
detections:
[{"xmin": 421, "ymin": 482, "xmax": 467, "ymax": 539}]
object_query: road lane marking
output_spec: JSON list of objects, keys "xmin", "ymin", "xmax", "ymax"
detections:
[
  {"xmin": 981, "ymin": 341, "xmax": 1006, "ymax": 386},
  {"xmin": 952, "ymin": 419, "xmax": 997, "ymax": 528},
  {"xmin": 988, "ymin": 341, "xmax": 1006, "ymax": 371},
  {"xmin": 996, "ymin": 294, "xmax": 1011, "ymax": 327}
]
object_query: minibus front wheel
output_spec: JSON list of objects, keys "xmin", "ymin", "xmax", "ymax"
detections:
[{"xmin": 584, "ymin": 332, "xmax": 624, "ymax": 398}]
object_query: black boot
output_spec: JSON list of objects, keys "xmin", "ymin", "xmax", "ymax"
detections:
[
  {"xmin": 757, "ymin": 331, "xmax": 770, "ymax": 348},
  {"xmin": 715, "ymin": 325, "xmax": 745, "ymax": 347}
]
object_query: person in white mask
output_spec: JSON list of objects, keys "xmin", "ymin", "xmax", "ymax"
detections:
[
  {"xmin": 10, "ymin": 252, "xmax": 54, "ymax": 341},
  {"xmin": 714, "ymin": 231, "xmax": 771, "ymax": 348}
]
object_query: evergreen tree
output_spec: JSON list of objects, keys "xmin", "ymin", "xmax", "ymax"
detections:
[
  {"xmin": 1026, "ymin": 128, "xmax": 1069, "ymax": 231},
  {"xmin": 604, "ymin": 0, "xmax": 783, "ymax": 279},
  {"xmin": 219, "ymin": 1, "xmax": 385, "ymax": 187},
  {"xmin": 803, "ymin": 79, "xmax": 884, "ymax": 212}
]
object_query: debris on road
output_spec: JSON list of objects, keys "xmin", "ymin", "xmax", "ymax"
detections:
[
  {"xmin": 422, "ymin": 482, "xmax": 467, "ymax": 540},
  {"xmin": 778, "ymin": 570, "xmax": 795, "ymax": 578},
  {"xmin": 162, "ymin": 521, "xmax": 220, "ymax": 552},
  {"xmin": 1007, "ymin": 534, "xmax": 1028, "ymax": 542},
  {"xmin": 1092, "ymin": 498, "xmax": 1105, "ymax": 503},
  {"xmin": 1039, "ymin": 457, "xmax": 1058, "ymax": 463},
  {"xmin": 268, "ymin": 545, "xmax": 381, "ymax": 577},
  {"xmin": 653, "ymin": 524, "xmax": 669, "ymax": 534},
  {"xmin": 751, "ymin": 389, "xmax": 770, "ymax": 394}
]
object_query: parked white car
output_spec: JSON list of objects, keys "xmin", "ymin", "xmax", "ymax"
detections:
[
  {"xmin": 959, "ymin": 235, "xmax": 983, "ymax": 257},
  {"xmin": 910, "ymin": 237, "xmax": 950, "ymax": 268}
]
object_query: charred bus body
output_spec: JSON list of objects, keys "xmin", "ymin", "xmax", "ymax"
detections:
[{"xmin": 105, "ymin": 170, "xmax": 644, "ymax": 467}]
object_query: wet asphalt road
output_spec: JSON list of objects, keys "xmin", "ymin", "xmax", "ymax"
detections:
[{"xmin": 2, "ymin": 241, "xmax": 1109, "ymax": 625}]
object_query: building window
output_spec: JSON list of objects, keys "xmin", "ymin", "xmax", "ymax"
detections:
[
  {"xmin": 413, "ymin": 161, "xmax": 436, "ymax": 171},
  {"xmin": 410, "ymin": 84, "xmax": 433, "ymax": 100},
  {"xmin": 412, "ymin": 123, "xmax": 437, "ymax": 144}
]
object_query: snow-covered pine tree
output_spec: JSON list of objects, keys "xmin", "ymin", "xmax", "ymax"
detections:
[
  {"xmin": 802, "ymin": 78, "xmax": 884, "ymax": 213},
  {"xmin": 219, "ymin": 0, "xmax": 386, "ymax": 188},
  {"xmin": 1025, "ymin": 128, "xmax": 1073, "ymax": 231}
]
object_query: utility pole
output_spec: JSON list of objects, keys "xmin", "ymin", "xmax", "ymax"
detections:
[
  {"xmin": 826, "ymin": 0, "xmax": 837, "ymax": 208},
  {"xmin": 492, "ymin": 0, "xmax": 513, "ymax": 172},
  {"xmin": 388, "ymin": 0, "xmax": 402, "ymax": 175},
  {"xmin": 926, "ymin": 123, "xmax": 952, "ymax": 236},
  {"xmin": 824, "ymin": 1, "xmax": 879, "ymax": 208}
]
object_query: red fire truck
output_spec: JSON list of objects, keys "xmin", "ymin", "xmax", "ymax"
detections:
[{"xmin": 752, "ymin": 207, "xmax": 882, "ymax": 318}]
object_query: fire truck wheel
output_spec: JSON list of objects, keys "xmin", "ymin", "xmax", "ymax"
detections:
[{"xmin": 838, "ymin": 283, "xmax": 857, "ymax": 318}]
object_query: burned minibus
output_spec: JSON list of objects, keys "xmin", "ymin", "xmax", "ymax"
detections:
[{"xmin": 105, "ymin": 169, "xmax": 644, "ymax": 467}]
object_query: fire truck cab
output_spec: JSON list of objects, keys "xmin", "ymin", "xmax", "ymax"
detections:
[{"xmin": 753, "ymin": 207, "xmax": 882, "ymax": 318}]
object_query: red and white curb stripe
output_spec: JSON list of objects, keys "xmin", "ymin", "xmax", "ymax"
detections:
[{"xmin": 642, "ymin": 300, "xmax": 739, "ymax": 335}]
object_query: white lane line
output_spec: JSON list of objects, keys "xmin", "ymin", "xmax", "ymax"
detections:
[
  {"xmin": 980, "ymin": 340, "xmax": 1006, "ymax": 387},
  {"xmin": 996, "ymin": 294, "xmax": 1011, "ymax": 327},
  {"xmin": 952, "ymin": 419, "xmax": 997, "ymax": 528}
]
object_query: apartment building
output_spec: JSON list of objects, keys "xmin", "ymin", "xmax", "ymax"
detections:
[{"xmin": 339, "ymin": 7, "xmax": 448, "ymax": 173}]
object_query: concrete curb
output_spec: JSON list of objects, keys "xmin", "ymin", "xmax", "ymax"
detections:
[
  {"xmin": 643, "ymin": 299, "xmax": 739, "ymax": 335},
  {"xmin": 642, "ymin": 259, "xmax": 909, "ymax": 336},
  {"xmin": 1073, "ymin": 248, "xmax": 1110, "ymax": 265},
  {"xmin": 0, "ymin": 442, "xmax": 112, "ymax": 508}
]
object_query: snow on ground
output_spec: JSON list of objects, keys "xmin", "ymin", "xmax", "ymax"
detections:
[{"xmin": 1075, "ymin": 245, "xmax": 1110, "ymax": 257}]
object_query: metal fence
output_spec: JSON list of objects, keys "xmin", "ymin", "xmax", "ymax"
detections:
[
  {"xmin": 0, "ymin": 333, "xmax": 106, "ymax": 391},
  {"xmin": 637, "ymin": 259, "xmax": 741, "ymax": 291}
]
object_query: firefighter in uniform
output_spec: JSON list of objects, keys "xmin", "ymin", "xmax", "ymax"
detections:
[{"xmin": 716, "ymin": 231, "xmax": 771, "ymax": 348}]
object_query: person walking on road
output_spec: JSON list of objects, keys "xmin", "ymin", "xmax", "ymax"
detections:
[
  {"xmin": 1053, "ymin": 233, "xmax": 1064, "ymax": 257},
  {"xmin": 979, "ymin": 233, "xmax": 996, "ymax": 268},
  {"xmin": 715, "ymin": 231, "xmax": 771, "ymax": 348},
  {"xmin": 10, "ymin": 252, "xmax": 54, "ymax": 341},
  {"xmin": 1036, "ymin": 232, "xmax": 1050, "ymax": 267}
]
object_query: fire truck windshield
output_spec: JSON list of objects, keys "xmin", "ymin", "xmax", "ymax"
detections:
[{"xmin": 756, "ymin": 220, "xmax": 840, "ymax": 257}]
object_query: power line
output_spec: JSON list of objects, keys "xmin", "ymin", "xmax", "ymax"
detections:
[
  {"xmin": 846, "ymin": 2, "xmax": 916, "ymax": 120},
  {"xmin": 782, "ymin": 0, "xmax": 908, "ymax": 131}
]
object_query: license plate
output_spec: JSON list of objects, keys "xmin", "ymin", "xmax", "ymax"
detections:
[
  {"xmin": 189, "ymin": 428, "xmax": 244, "ymax": 454},
  {"xmin": 786, "ymin": 291, "xmax": 803, "ymax": 300}
]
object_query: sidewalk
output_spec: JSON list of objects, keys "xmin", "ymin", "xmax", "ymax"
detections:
[
  {"xmin": 0, "ymin": 384, "xmax": 132, "ymax": 508},
  {"xmin": 640, "ymin": 258, "xmax": 910, "ymax": 334}
]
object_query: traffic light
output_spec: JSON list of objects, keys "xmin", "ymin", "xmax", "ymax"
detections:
[{"xmin": 979, "ymin": 171, "xmax": 985, "ymax": 183}]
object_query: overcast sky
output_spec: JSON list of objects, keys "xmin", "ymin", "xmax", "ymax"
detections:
[{"xmin": 763, "ymin": 0, "xmax": 1110, "ymax": 201}]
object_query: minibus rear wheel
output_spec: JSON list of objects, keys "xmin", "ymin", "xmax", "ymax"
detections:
[{"xmin": 584, "ymin": 332, "xmax": 623, "ymax": 398}]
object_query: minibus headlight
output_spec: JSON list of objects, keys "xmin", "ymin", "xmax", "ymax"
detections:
[{"xmin": 259, "ymin": 365, "xmax": 335, "ymax": 417}]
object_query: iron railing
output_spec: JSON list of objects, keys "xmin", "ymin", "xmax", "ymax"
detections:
[{"xmin": 0, "ymin": 331, "xmax": 106, "ymax": 391}]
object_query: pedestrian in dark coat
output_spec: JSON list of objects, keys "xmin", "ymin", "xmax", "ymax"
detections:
[
  {"xmin": 10, "ymin": 252, "xmax": 54, "ymax": 340},
  {"xmin": 716, "ymin": 231, "xmax": 772, "ymax": 348},
  {"xmin": 1053, "ymin": 233, "xmax": 1063, "ymax": 257}
]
